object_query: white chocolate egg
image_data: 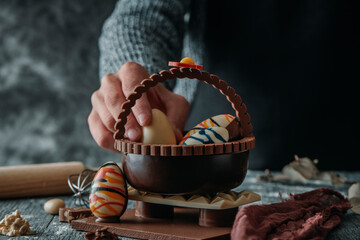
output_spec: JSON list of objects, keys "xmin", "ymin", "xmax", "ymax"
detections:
[
  {"xmin": 89, "ymin": 162, "xmax": 127, "ymax": 219},
  {"xmin": 181, "ymin": 127, "xmax": 229, "ymax": 145},
  {"xmin": 142, "ymin": 108, "xmax": 176, "ymax": 144}
]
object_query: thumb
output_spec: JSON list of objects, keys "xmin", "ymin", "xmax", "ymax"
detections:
[{"xmin": 117, "ymin": 62, "xmax": 152, "ymax": 127}]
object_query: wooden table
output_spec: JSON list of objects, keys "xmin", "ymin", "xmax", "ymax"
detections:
[{"xmin": 1, "ymin": 170, "xmax": 359, "ymax": 239}]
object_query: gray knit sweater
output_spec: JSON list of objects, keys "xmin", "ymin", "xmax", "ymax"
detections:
[{"xmin": 99, "ymin": 0, "xmax": 206, "ymax": 103}]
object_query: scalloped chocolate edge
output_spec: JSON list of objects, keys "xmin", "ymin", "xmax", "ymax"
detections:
[
  {"xmin": 113, "ymin": 67, "xmax": 253, "ymax": 140},
  {"xmin": 114, "ymin": 135, "xmax": 255, "ymax": 156}
]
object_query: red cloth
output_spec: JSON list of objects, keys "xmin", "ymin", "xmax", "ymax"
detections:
[{"xmin": 231, "ymin": 188, "xmax": 351, "ymax": 240}]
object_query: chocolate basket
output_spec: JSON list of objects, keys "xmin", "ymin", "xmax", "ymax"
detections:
[{"xmin": 113, "ymin": 67, "xmax": 255, "ymax": 195}]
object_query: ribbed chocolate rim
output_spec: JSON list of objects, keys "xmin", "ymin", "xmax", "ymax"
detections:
[
  {"xmin": 113, "ymin": 67, "xmax": 254, "ymax": 156},
  {"xmin": 115, "ymin": 136, "xmax": 254, "ymax": 156}
]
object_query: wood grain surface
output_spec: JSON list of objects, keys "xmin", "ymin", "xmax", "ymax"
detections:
[{"xmin": 0, "ymin": 171, "xmax": 359, "ymax": 240}]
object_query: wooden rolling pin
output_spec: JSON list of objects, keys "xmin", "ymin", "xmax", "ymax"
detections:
[{"xmin": 0, "ymin": 162, "xmax": 91, "ymax": 199}]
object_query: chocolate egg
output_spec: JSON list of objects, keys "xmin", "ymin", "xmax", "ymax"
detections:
[
  {"xmin": 181, "ymin": 127, "xmax": 229, "ymax": 145},
  {"xmin": 89, "ymin": 161, "xmax": 127, "ymax": 222},
  {"xmin": 142, "ymin": 109, "xmax": 176, "ymax": 144},
  {"xmin": 180, "ymin": 114, "xmax": 240, "ymax": 145},
  {"xmin": 193, "ymin": 114, "xmax": 235, "ymax": 129}
]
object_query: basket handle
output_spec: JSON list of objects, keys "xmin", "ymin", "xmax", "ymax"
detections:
[{"xmin": 113, "ymin": 67, "xmax": 253, "ymax": 140}]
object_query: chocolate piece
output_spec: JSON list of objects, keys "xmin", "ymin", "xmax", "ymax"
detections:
[
  {"xmin": 95, "ymin": 216, "xmax": 120, "ymax": 223},
  {"xmin": 72, "ymin": 208, "xmax": 232, "ymax": 240},
  {"xmin": 84, "ymin": 227, "xmax": 118, "ymax": 240},
  {"xmin": 113, "ymin": 67, "xmax": 254, "ymax": 157},
  {"xmin": 59, "ymin": 208, "xmax": 67, "ymax": 222},
  {"xmin": 134, "ymin": 202, "xmax": 238, "ymax": 227},
  {"xmin": 199, "ymin": 208, "xmax": 238, "ymax": 227},
  {"xmin": 122, "ymin": 151, "xmax": 249, "ymax": 195},
  {"xmin": 59, "ymin": 207, "xmax": 92, "ymax": 223},
  {"xmin": 135, "ymin": 202, "xmax": 174, "ymax": 219},
  {"xmin": 128, "ymin": 187, "xmax": 261, "ymax": 210}
]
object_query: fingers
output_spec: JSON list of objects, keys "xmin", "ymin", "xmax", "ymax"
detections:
[
  {"xmin": 88, "ymin": 109, "xmax": 115, "ymax": 151},
  {"xmin": 123, "ymin": 111, "xmax": 142, "ymax": 141},
  {"xmin": 91, "ymin": 90, "xmax": 115, "ymax": 132},
  {"xmin": 156, "ymin": 85, "xmax": 190, "ymax": 142},
  {"xmin": 99, "ymin": 73, "xmax": 142, "ymax": 141},
  {"xmin": 167, "ymin": 98, "xmax": 190, "ymax": 141},
  {"xmin": 89, "ymin": 61, "xmax": 190, "ymax": 150},
  {"xmin": 100, "ymin": 73, "xmax": 126, "ymax": 120},
  {"xmin": 90, "ymin": 73, "xmax": 142, "ymax": 143},
  {"xmin": 118, "ymin": 62, "xmax": 152, "ymax": 126},
  {"xmin": 147, "ymin": 87, "xmax": 167, "ymax": 113}
]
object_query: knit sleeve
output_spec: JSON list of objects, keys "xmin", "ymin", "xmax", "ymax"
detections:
[{"xmin": 99, "ymin": 0, "xmax": 190, "ymax": 82}]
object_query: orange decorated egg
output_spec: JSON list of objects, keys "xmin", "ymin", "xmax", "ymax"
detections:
[
  {"xmin": 89, "ymin": 161, "xmax": 127, "ymax": 220},
  {"xmin": 179, "ymin": 114, "xmax": 237, "ymax": 145},
  {"xmin": 180, "ymin": 127, "xmax": 229, "ymax": 145}
]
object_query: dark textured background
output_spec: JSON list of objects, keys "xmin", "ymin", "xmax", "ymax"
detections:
[
  {"xmin": 1, "ymin": 0, "xmax": 359, "ymax": 171},
  {"xmin": 0, "ymin": 0, "xmax": 117, "ymax": 167}
]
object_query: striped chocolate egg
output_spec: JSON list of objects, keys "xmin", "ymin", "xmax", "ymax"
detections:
[
  {"xmin": 181, "ymin": 127, "xmax": 229, "ymax": 145},
  {"xmin": 194, "ymin": 114, "xmax": 235, "ymax": 129},
  {"xmin": 89, "ymin": 161, "xmax": 127, "ymax": 220},
  {"xmin": 179, "ymin": 114, "xmax": 235, "ymax": 145}
]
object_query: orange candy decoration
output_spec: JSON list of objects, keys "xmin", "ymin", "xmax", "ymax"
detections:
[
  {"xmin": 168, "ymin": 57, "xmax": 203, "ymax": 69},
  {"xmin": 180, "ymin": 57, "xmax": 195, "ymax": 65}
]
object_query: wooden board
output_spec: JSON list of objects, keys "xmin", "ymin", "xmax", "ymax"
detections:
[{"xmin": 71, "ymin": 208, "xmax": 232, "ymax": 240}]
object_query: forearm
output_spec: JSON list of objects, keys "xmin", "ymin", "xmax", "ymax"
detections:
[{"xmin": 99, "ymin": 0, "xmax": 190, "ymax": 80}]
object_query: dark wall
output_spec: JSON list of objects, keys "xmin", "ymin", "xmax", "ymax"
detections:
[
  {"xmin": 0, "ymin": 0, "xmax": 117, "ymax": 167},
  {"xmin": 188, "ymin": 0, "xmax": 360, "ymax": 170}
]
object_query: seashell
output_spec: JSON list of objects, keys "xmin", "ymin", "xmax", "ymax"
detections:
[
  {"xmin": 89, "ymin": 161, "xmax": 127, "ymax": 221},
  {"xmin": 349, "ymin": 183, "xmax": 360, "ymax": 199},
  {"xmin": 349, "ymin": 183, "xmax": 360, "ymax": 214}
]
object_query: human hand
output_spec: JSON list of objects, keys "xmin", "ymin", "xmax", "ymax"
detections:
[{"xmin": 88, "ymin": 62, "xmax": 190, "ymax": 151}]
